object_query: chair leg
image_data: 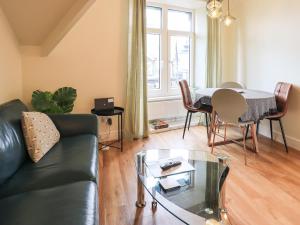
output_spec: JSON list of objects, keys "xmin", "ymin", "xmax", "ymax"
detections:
[
  {"xmin": 256, "ymin": 120, "xmax": 260, "ymax": 135},
  {"xmin": 241, "ymin": 126, "xmax": 247, "ymax": 165},
  {"xmin": 211, "ymin": 121, "xmax": 217, "ymax": 154},
  {"xmin": 279, "ymin": 119, "xmax": 288, "ymax": 153},
  {"xmin": 183, "ymin": 111, "xmax": 190, "ymax": 139},
  {"xmin": 188, "ymin": 112, "xmax": 192, "ymax": 130},
  {"xmin": 245, "ymin": 124, "xmax": 250, "ymax": 139},
  {"xmin": 250, "ymin": 124, "xmax": 256, "ymax": 151},
  {"xmin": 270, "ymin": 120, "xmax": 273, "ymax": 141},
  {"xmin": 224, "ymin": 124, "xmax": 227, "ymax": 141},
  {"xmin": 205, "ymin": 113, "xmax": 209, "ymax": 138}
]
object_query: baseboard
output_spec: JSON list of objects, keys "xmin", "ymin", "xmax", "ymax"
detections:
[
  {"xmin": 99, "ymin": 123, "xmax": 300, "ymax": 151},
  {"xmin": 258, "ymin": 126, "xmax": 300, "ymax": 151},
  {"xmin": 99, "ymin": 119, "xmax": 199, "ymax": 139}
]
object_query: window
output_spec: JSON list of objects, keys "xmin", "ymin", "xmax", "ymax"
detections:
[
  {"xmin": 168, "ymin": 10, "xmax": 192, "ymax": 32},
  {"xmin": 146, "ymin": 5, "xmax": 194, "ymax": 98},
  {"xmin": 147, "ymin": 34, "xmax": 161, "ymax": 89},
  {"xmin": 146, "ymin": 6, "xmax": 162, "ymax": 29}
]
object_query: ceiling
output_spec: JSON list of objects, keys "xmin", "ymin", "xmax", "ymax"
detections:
[
  {"xmin": 0, "ymin": 0, "xmax": 95, "ymax": 55},
  {"xmin": 0, "ymin": 0, "xmax": 79, "ymax": 45}
]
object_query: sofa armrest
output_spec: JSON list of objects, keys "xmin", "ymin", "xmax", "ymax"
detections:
[{"xmin": 49, "ymin": 114, "xmax": 98, "ymax": 137}]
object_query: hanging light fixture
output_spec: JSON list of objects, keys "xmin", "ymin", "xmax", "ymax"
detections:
[
  {"xmin": 207, "ymin": 0, "xmax": 223, "ymax": 19},
  {"xmin": 207, "ymin": 0, "xmax": 237, "ymax": 24},
  {"xmin": 207, "ymin": 0, "xmax": 222, "ymax": 11},
  {"xmin": 221, "ymin": 0, "xmax": 236, "ymax": 26}
]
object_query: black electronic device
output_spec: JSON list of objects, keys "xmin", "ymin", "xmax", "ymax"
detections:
[
  {"xmin": 160, "ymin": 160, "xmax": 182, "ymax": 171},
  {"xmin": 94, "ymin": 97, "xmax": 114, "ymax": 112}
]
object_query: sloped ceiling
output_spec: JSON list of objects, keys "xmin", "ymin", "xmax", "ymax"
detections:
[{"xmin": 0, "ymin": 0, "xmax": 95, "ymax": 56}]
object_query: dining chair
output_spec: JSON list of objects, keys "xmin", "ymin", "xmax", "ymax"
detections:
[
  {"xmin": 211, "ymin": 89, "xmax": 257, "ymax": 165},
  {"xmin": 265, "ymin": 82, "xmax": 292, "ymax": 152},
  {"xmin": 179, "ymin": 80, "xmax": 212, "ymax": 139},
  {"xmin": 220, "ymin": 81, "xmax": 245, "ymax": 89},
  {"xmin": 219, "ymin": 81, "xmax": 245, "ymax": 137}
]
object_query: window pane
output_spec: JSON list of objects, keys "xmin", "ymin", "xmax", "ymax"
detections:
[
  {"xmin": 168, "ymin": 10, "xmax": 192, "ymax": 32},
  {"xmin": 169, "ymin": 36, "xmax": 190, "ymax": 88},
  {"xmin": 147, "ymin": 34, "xmax": 161, "ymax": 90},
  {"xmin": 147, "ymin": 7, "xmax": 162, "ymax": 29}
]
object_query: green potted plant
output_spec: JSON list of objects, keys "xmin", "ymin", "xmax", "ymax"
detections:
[{"xmin": 31, "ymin": 87, "xmax": 77, "ymax": 114}]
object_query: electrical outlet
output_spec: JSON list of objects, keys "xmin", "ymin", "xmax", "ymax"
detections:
[{"xmin": 107, "ymin": 117, "xmax": 112, "ymax": 126}]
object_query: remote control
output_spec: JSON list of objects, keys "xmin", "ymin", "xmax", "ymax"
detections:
[{"xmin": 160, "ymin": 160, "xmax": 182, "ymax": 171}]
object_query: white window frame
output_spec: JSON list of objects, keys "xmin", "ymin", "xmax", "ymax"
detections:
[{"xmin": 146, "ymin": 3, "xmax": 195, "ymax": 99}]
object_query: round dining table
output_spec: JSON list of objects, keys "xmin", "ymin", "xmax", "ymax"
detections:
[
  {"xmin": 194, "ymin": 88, "xmax": 277, "ymax": 153},
  {"xmin": 195, "ymin": 88, "xmax": 277, "ymax": 122}
]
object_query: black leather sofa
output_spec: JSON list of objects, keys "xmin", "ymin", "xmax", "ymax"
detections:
[{"xmin": 0, "ymin": 100, "xmax": 99, "ymax": 225}]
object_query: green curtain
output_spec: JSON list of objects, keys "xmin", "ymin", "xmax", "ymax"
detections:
[
  {"xmin": 206, "ymin": 17, "xmax": 222, "ymax": 88},
  {"xmin": 125, "ymin": 0, "xmax": 149, "ymax": 139}
]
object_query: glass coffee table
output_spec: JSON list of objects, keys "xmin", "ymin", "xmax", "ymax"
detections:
[{"xmin": 135, "ymin": 149, "xmax": 231, "ymax": 225}]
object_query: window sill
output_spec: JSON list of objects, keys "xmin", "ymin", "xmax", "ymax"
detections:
[{"xmin": 148, "ymin": 95, "xmax": 182, "ymax": 102}]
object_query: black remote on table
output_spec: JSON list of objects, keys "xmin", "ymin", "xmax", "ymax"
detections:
[{"xmin": 160, "ymin": 160, "xmax": 182, "ymax": 171}]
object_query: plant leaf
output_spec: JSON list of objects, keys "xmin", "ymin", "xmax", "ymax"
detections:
[
  {"xmin": 32, "ymin": 90, "xmax": 54, "ymax": 113},
  {"xmin": 53, "ymin": 87, "xmax": 77, "ymax": 113}
]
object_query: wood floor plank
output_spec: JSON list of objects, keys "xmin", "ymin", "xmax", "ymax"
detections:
[{"xmin": 100, "ymin": 126, "xmax": 300, "ymax": 225}]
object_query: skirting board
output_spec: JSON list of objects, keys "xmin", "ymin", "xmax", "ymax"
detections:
[
  {"xmin": 258, "ymin": 125, "xmax": 300, "ymax": 151},
  {"xmin": 99, "ymin": 124, "xmax": 300, "ymax": 151},
  {"xmin": 150, "ymin": 121, "xmax": 199, "ymax": 134},
  {"xmin": 99, "ymin": 121, "xmax": 199, "ymax": 140}
]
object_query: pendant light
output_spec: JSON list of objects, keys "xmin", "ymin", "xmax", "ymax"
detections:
[
  {"xmin": 207, "ymin": 0, "xmax": 223, "ymax": 19},
  {"xmin": 207, "ymin": 0, "xmax": 222, "ymax": 11},
  {"xmin": 221, "ymin": 0, "xmax": 236, "ymax": 26}
]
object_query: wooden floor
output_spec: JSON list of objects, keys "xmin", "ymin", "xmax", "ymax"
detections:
[{"xmin": 101, "ymin": 126, "xmax": 300, "ymax": 225}]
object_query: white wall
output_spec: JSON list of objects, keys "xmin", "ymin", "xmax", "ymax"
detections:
[
  {"xmin": 0, "ymin": 7, "xmax": 22, "ymax": 104},
  {"xmin": 230, "ymin": 0, "xmax": 300, "ymax": 149}
]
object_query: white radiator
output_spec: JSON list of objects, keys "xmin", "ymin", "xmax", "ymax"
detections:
[{"xmin": 148, "ymin": 99, "xmax": 186, "ymax": 120}]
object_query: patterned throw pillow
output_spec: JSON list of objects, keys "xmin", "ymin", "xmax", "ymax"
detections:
[{"xmin": 22, "ymin": 112, "xmax": 60, "ymax": 163}]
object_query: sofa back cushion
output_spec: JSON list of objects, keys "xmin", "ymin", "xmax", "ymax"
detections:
[{"xmin": 0, "ymin": 100, "xmax": 28, "ymax": 185}]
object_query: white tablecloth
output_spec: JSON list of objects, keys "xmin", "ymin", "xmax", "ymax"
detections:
[{"xmin": 194, "ymin": 88, "xmax": 277, "ymax": 122}]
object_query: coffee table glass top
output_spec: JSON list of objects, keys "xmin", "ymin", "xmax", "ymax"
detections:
[{"xmin": 136, "ymin": 149, "xmax": 230, "ymax": 225}]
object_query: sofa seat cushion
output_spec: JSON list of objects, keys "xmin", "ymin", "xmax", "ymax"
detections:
[
  {"xmin": 0, "ymin": 181, "xmax": 98, "ymax": 225},
  {"xmin": 0, "ymin": 134, "xmax": 98, "ymax": 198}
]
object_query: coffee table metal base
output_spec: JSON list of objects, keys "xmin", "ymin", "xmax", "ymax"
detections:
[
  {"xmin": 136, "ymin": 176, "xmax": 146, "ymax": 208},
  {"xmin": 136, "ymin": 152, "xmax": 146, "ymax": 208}
]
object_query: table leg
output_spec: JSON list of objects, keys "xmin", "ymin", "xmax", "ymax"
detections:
[
  {"xmin": 118, "ymin": 115, "xmax": 120, "ymax": 141},
  {"xmin": 136, "ymin": 153, "xmax": 146, "ymax": 208},
  {"xmin": 220, "ymin": 179, "xmax": 227, "ymax": 212},
  {"xmin": 121, "ymin": 113, "xmax": 123, "ymax": 152},
  {"xmin": 218, "ymin": 157, "xmax": 229, "ymax": 216},
  {"xmin": 220, "ymin": 178, "xmax": 229, "ymax": 223}
]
